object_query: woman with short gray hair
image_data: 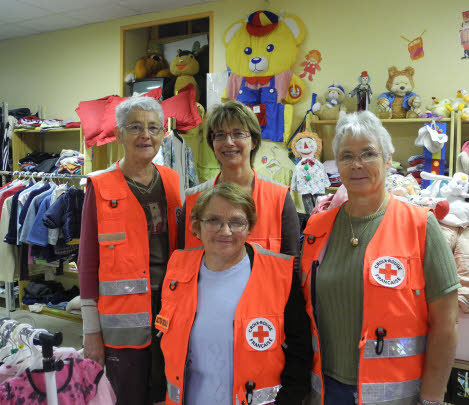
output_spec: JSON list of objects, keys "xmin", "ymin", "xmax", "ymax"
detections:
[
  {"xmin": 301, "ymin": 110, "xmax": 460, "ymax": 405},
  {"xmin": 78, "ymin": 95, "xmax": 181, "ymax": 405}
]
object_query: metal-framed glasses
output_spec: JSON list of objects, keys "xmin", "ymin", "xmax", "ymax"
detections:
[
  {"xmin": 337, "ymin": 149, "xmax": 383, "ymax": 165},
  {"xmin": 124, "ymin": 124, "xmax": 164, "ymax": 136},
  {"xmin": 199, "ymin": 217, "xmax": 249, "ymax": 233},
  {"xmin": 211, "ymin": 130, "xmax": 251, "ymax": 142}
]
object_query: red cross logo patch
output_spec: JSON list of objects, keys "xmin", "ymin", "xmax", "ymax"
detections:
[
  {"xmin": 371, "ymin": 256, "xmax": 406, "ymax": 288},
  {"xmin": 245, "ymin": 318, "xmax": 276, "ymax": 351}
]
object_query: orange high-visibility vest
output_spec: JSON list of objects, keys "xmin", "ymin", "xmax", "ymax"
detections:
[
  {"xmin": 91, "ymin": 162, "xmax": 181, "ymax": 349},
  {"xmin": 184, "ymin": 171, "xmax": 288, "ymax": 252},
  {"xmin": 155, "ymin": 243, "xmax": 294, "ymax": 405},
  {"xmin": 300, "ymin": 196, "xmax": 429, "ymax": 405}
]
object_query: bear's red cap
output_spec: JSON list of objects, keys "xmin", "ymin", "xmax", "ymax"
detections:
[{"xmin": 246, "ymin": 10, "xmax": 279, "ymax": 37}]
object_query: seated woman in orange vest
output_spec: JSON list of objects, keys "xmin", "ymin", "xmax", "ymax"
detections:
[
  {"xmin": 179, "ymin": 100, "xmax": 300, "ymax": 255},
  {"xmin": 78, "ymin": 96, "xmax": 181, "ymax": 405},
  {"xmin": 300, "ymin": 111, "xmax": 460, "ymax": 405},
  {"xmin": 155, "ymin": 182, "xmax": 312, "ymax": 405}
]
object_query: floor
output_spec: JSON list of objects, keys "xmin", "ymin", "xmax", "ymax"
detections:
[{"xmin": 1, "ymin": 301, "xmax": 83, "ymax": 350}]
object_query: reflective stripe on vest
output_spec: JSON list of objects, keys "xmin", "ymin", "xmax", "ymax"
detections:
[
  {"xmin": 167, "ymin": 379, "xmax": 180, "ymax": 403},
  {"xmin": 235, "ymin": 385, "xmax": 282, "ymax": 405},
  {"xmin": 312, "ymin": 335, "xmax": 319, "ymax": 353},
  {"xmin": 364, "ymin": 335, "xmax": 426, "ymax": 359},
  {"xmin": 311, "ymin": 372, "xmax": 322, "ymax": 394},
  {"xmin": 99, "ymin": 278, "xmax": 148, "ymax": 296},
  {"xmin": 100, "ymin": 312, "xmax": 150, "ymax": 329},
  {"xmin": 98, "ymin": 232, "xmax": 126, "ymax": 243},
  {"xmin": 361, "ymin": 378, "xmax": 420, "ymax": 403}
]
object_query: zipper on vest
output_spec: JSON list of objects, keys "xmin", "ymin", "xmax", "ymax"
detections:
[{"xmin": 375, "ymin": 327, "xmax": 387, "ymax": 355}]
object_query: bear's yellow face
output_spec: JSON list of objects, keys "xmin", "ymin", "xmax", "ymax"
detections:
[
  {"xmin": 224, "ymin": 16, "xmax": 305, "ymax": 77},
  {"xmin": 388, "ymin": 74, "xmax": 414, "ymax": 97},
  {"xmin": 170, "ymin": 53, "xmax": 199, "ymax": 76}
]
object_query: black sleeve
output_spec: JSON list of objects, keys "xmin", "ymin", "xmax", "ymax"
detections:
[
  {"xmin": 275, "ymin": 257, "xmax": 312, "ymax": 405},
  {"xmin": 280, "ymin": 193, "xmax": 300, "ymax": 257},
  {"xmin": 177, "ymin": 201, "xmax": 186, "ymax": 249}
]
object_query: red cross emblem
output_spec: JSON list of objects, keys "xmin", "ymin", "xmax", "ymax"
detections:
[
  {"xmin": 253, "ymin": 326, "xmax": 270, "ymax": 343},
  {"xmin": 379, "ymin": 263, "xmax": 398, "ymax": 280}
]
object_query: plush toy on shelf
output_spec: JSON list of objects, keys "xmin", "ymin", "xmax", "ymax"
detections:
[
  {"xmin": 422, "ymin": 170, "xmax": 469, "ymax": 312},
  {"xmin": 377, "ymin": 66, "xmax": 422, "ymax": 119},
  {"xmin": 422, "ymin": 97, "xmax": 452, "ymax": 119},
  {"xmin": 125, "ymin": 45, "xmax": 171, "ymax": 84},
  {"xmin": 222, "ymin": 10, "xmax": 306, "ymax": 143},
  {"xmin": 312, "ymin": 83, "xmax": 347, "ymax": 120},
  {"xmin": 165, "ymin": 49, "xmax": 200, "ymax": 102},
  {"xmin": 349, "ymin": 71, "xmax": 372, "ymax": 112},
  {"xmin": 290, "ymin": 131, "xmax": 330, "ymax": 214}
]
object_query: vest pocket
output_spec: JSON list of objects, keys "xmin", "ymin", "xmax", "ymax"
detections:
[
  {"xmin": 98, "ymin": 236, "xmax": 127, "ymax": 270},
  {"xmin": 367, "ymin": 255, "xmax": 409, "ymax": 290}
]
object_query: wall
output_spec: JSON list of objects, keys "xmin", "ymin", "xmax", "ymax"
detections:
[{"xmin": 0, "ymin": 0, "xmax": 467, "ymax": 127}]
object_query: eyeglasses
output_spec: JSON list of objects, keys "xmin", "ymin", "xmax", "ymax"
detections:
[
  {"xmin": 124, "ymin": 124, "xmax": 164, "ymax": 136},
  {"xmin": 337, "ymin": 150, "xmax": 383, "ymax": 165},
  {"xmin": 211, "ymin": 130, "xmax": 251, "ymax": 142},
  {"xmin": 199, "ymin": 217, "xmax": 249, "ymax": 233}
]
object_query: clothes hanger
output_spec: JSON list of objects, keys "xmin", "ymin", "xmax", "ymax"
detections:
[
  {"xmin": 266, "ymin": 145, "xmax": 281, "ymax": 168},
  {"xmin": 168, "ymin": 117, "xmax": 183, "ymax": 142}
]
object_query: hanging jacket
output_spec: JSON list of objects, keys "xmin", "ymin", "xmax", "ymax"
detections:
[
  {"xmin": 90, "ymin": 162, "xmax": 181, "ymax": 349},
  {"xmin": 155, "ymin": 243, "xmax": 293, "ymax": 405},
  {"xmin": 300, "ymin": 197, "xmax": 429, "ymax": 405},
  {"xmin": 184, "ymin": 171, "xmax": 288, "ymax": 253}
]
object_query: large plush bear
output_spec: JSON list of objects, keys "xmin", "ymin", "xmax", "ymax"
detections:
[
  {"xmin": 377, "ymin": 66, "xmax": 421, "ymax": 119},
  {"xmin": 222, "ymin": 10, "xmax": 306, "ymax": 143}
]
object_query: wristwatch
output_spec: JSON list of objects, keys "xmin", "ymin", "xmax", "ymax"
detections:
[{"xmin": 419, "ymin": 398, "xmax": 443, "ymax": 405}]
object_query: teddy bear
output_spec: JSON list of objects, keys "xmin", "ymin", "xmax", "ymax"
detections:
[
  {"xmin": 377, "ymin": 66, "xmax": 422, "ymax": 119},
  {"xmin": 165, "ymin": 49, "xmax": 200, "ymax": 102},
  {"xmin": 222, "ymin": 10, "xmax": 306, "ymax": 143},
  {"xmin": 125, "ymin": 45, "xmax": 172, "ymax": 84},
  {"xmin": 312, "ymin": 83, "xmax": 347, "ymax": 120}
]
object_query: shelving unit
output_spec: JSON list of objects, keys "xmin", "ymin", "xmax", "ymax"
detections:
[
  {"xmin": 309, "ymin": 113, "xmax": 456, "ymax": 176},
  {"xmin": 10, "ymin": 127, "xmax": 88, "ymax": 322}
]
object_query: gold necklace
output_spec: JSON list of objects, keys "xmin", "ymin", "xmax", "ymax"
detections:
[
  {"xmin": 128, "ymin": 170, "xmax": 158, "ymax": 195},
  {"xmin": 347, "ymin": 194, "xmax": 389, "ymax": 247}
]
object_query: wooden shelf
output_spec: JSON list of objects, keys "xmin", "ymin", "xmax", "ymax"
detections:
[{"xmin": 19, "ymin": 303, "xmax": 82, "ymax": 323}]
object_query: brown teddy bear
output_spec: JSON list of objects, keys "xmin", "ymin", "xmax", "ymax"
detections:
[
  {"xmin": 134, "ymin": 52, "xmax": 171, "ymax": 79},
  {"xmin": 377, "ymin": 66, "xmax": 421, "ymax": 119}
]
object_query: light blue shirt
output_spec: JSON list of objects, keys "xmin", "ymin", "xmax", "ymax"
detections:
[{"xmin": 184, "ymin": 253, "xmax": 251, "ymax": 405}]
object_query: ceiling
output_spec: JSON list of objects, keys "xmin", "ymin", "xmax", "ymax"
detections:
[{"xmin": 0, "ymin": 0, "xmax": 212, "ymax": 41}]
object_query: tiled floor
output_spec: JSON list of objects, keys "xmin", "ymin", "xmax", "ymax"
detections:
[{"xmin": 1, "ymin": 306, "xmax": 83, "ymax": 350}]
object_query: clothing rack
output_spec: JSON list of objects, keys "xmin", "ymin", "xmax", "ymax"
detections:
[
  {"xmin": 0, "ymin": 170, "xmax": 88, "ymax": 179},
  {"xmin": 0, "ymin": 317, "xmax": 63, "ymax": 405},
  {"xmin": 0, "ymin": 170, "xmax": 86, "ymax": 315}
]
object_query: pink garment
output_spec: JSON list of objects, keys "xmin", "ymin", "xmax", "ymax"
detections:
[
  {"xmin": 462, "ymin": 140, "xmax": 469, "ymax": 155},
  {"xmin": 0, "ymin": 348, "xmax": 82, "ymax": 384},
  {"xmin": 0, "ymin": 357, "xmax": 115, "ymax": 404},
  {"xmin": 225, "ymin": 71, "xmax": 293, "ymax": 103}
]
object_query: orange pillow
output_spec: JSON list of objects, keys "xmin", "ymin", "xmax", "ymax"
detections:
[{"xmin": 159, "ymin": 84, "xmax": 202, "ymax": 131}]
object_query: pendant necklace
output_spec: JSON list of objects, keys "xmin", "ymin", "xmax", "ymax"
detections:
[
  {"xmin": 347, "ymin": 193, "xmax": 389, "ymax": 247},
  {"xmin": 127, "ymin": 168, "xmax": 158, "ymax": 195}
]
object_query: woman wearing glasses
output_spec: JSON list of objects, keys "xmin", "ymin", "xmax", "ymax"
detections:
[
  {"xmin": 180, "ymin": 100, "xmax": 300, "ymax": 255},
  {"xmin": 78, "ymin": 96, "xmax": 182, "ymax": 405},
  {"xmin": 301, "ymin": 111, "xmax": 460, "ymax": 405},
  {"xmin": 156, "ymin": 182, "xmax": 312, "ymax": 405}
]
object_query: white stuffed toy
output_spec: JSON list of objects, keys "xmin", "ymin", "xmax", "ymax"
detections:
[{"xmin": 422, "ymin": 171, "xmax": 469, "ymax": 312}]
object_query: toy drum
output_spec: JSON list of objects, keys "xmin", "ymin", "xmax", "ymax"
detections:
[{"xmin": 408, "ymin": 36, "xmax": 424, "ymax": 60}]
